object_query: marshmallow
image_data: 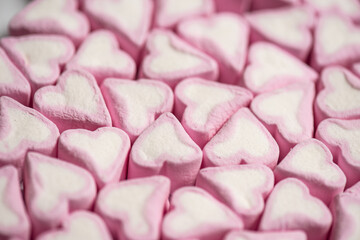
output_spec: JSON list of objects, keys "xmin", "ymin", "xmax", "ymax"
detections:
[
  {"xmin": 224, "ymin": 230, "xmax": 307, "ymax": 240},
  {"xmin": 353, "ymin": 62, "xmax": 360, "ymax": 77},
  {"xmin": 251, "ymin": 83, "xmax": 315, "ymax": 158},
  {"xmin": 162, "ymin": 186, "xmax": 243, "ymax": 240},
  {"xmin": 0, "ymin": 34, "xmax": 74, "ymax": 93},
  {"xmin": 259, "ymin": 178, "xmax": 332, "ymax": 240},
  {"xmin": 214, "ymin": 0, "xmax": 251, "ymax": 13},
  {"xmin": 203, "ymin": 108, "xmax": 279, "ymax": 169},
  {"xmin": 101, "ymin": 78, "xmax": 174, "ymax": 142},
  {"xmin": 24, "ymin": 152, "xmax": 96, "ymax": 236},
  {"xmin": 274, "ymin": 138, "xmax": 346, "ymax": 205},
  {"xmin": 243, "ymin": 42, "xmax": 318, "ymax": 94},
  {"xmin": 177, "ymin": 13, "xmax": 249, "ymax": 84},
  {"xmin": 312, "ymin": 13, "xmax": 360, "ymax": 70},
  {"xmin": 0, "ymin": 166, "xmax": 30, "ymax": 240},
  {"xmin": 33, "ymin": 69, "xmax": 112, "ymax": 132},
  {"xmin": 96, "ymin": 176, "xmax": 170, "ymax": 240},
  {"xmin": 58, "ymin": 127, "xmax": 131, "ymax": 188},
  {"xmin": 154, "ymin": 0, "xmax": 214, "ymax": 29},
  {"xmin": 196, "ymin": 164, "xmax": 274, "ymax": 229},
  {"xmin": 66, "ymin": 30, "xmax": 136, "ymax": 85},
  {"xmin": 37, "ymin": 211, "xmax": 112, "ymax": 240},
  {"xmin": 128, "ymin": 112, "xmax": 202, "ymax": 192},
  {"xmin": 316, "ymin": 118, "xmax": 360, "ymax": 187},
  {"xmin": 252, "ymin": 0, "xmax": 300, "ymax": 10},
  {"xmin": 140, "ymin": 29, "xmax": 219, "ymax": 88},
  {"xmin": 83, "ymin": 0, "xmax": 153, "ymax": 62},
  {"xmin": 175, "ymin": 78, "xmax": 253, "ymax": 148},
  {"xmin": 246, "ymin": 6, "xmax": 314, "ymax": 60},
  {"xmin": 9, "ymin": 0, "xmax": 89, "ymax": 45},
  {"xmin": 0, "ymin": 96, "xmax": 59, "ymax": 171}
]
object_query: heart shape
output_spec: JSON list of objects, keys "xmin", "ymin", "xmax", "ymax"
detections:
[
  {"xmin": 33, "ymin": 69, "xmax": 112, "ymax": 132},
  {"xmin": 96, "ymin": 176, "xmax": 170, "ymax": 240},
  {"xmin": 9, "ymin": 0, "xmax": 89, "ymax": 44},
  {"xmin": 246, "ymin": 6, "xmax": 314, "ymax": 60},
  {"xmin": 203, "ymin": 108, "xmax": 279, "ymax": 169},
  {"xmin": 304, "ymin": 0, "xmax": 360, "ymax": 21},
  {"xmin": 175, "ymin": 78, "xmax": 253, "ymax": 148},
  {"xmin": 177, "ymin": 13, "xmax": 249, "ymax": 84},
  {"xmin": 37, "ymin": 211, "xmax": 112, "ymax": 240},
  {"xmin": 275, "ymin": 138, "xmax": 346, "ymax": 204},
  {"xmin": 101, "ymin": 78, "xmax": 174, "ymax": 142},
  {"xmin": 0, "ymin": 166, "xmax": 30, "ymax": 240},
  {"xmin": 259, "ymin": 178, "xmax": 332, "ymax": 240},
  {"xmin": 225, "ymin": 230, "xmax": 307, "ymax": 240},
  {"xmin": 243, "ymin": 42, "xmax": 318, "ymax": 94},
  {"xmin": 24, "ymin": 152, "xmax": 96, "ymax": 236},
  {"xmin": 162, "ymin": 186, "xmax": 243, "ymax": 240},
  {"xmin": 0, "ymin": 97, "xmax": 59, "ymax": 170},
  {"xmin": 66, "ymin": 30, "xmax": 136, "ymax": 84},
  {"xmin": 141, "ymin": 29, "xmax": 219, "ymax": 88},
  {"xmin": 58, "ymin": 127, "xmax": 131, "ymax": 188},
  {"xmin": 0, "ymin": 35, "xmax": 74, "ymax": 93},
  {"xmin": 128, "ymin": 112, "xmax": 202, "ymax": 192},
  {"xmin": 196, "ymin": 164, "xmax": 274, "ymax": 228}
]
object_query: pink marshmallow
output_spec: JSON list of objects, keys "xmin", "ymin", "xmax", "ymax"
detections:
[
  {"xmin": 224, "ymin": 230, "xmax": 307, "ymax": 240},
  {"xmin": 33, "ymin": 69, "xmax": 112, "ymax": 132},
  {"xmin": 352, "ymin": 62, "xmax": 360, "ymax": 77},
  {"xmin": 252, "ymin": 0, "xmax": 301, "ymax": 10},
  {"xmin": 214, "ymin": 0, "xmax": 251, "ymax": 13}
]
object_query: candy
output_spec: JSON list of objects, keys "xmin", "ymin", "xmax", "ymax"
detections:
[{"xmin": 225, "ymin": 230, "xmax": 307, "ymax": 240}]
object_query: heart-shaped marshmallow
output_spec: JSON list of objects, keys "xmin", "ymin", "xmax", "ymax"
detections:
[
  {"xmin": 203, "ymin": 108, "xmax": 279, "ymax": 169},
  {"xmin": 58, "ymin": 127, "xmax": 131, "ymax": 188},
  {"xmin": 177, "ymin": 13, "xmax": 249, "ymax": 84},
  {"xmin": 251, "ymin": 83, "xmax": 315, "ymax": 158},
  {"xmin": 83, "ymin": 0, "xmax": 153, "ymax": 62},
  {"xmin": 0, "ymin": 166, "xmax": 30, "ymax": 240},
  {"xmin": 196, "ymin": 164, "xmax": 274, "ymax": 229},
  {"xmin": 154, "ymin": 0, "xmax": 214, "ymax": 29},
  {"xmin": 0, "ymin": 96, "xmax": 59, "ymax": 170},
  {"xmin": 246, "ymin": 6, "xmax": 314, "ymax": 60},
  {"xmin": 128, "ymin": 112, "xmax": 202, "ymax": 192},
  {"xmin": 140, "ymin": 29, "xmax": 219, "ymax": 88},
  {"xmin": 316, "ymin": 118, "xmax": 360, "ymax": 187},
  {"xmin": 315, "ymin": 67, "xmax": 360, "ymax": 124},
  {"xmin": 66, "ymin": 30, "xmax": 136, "ymax": 85},
  {"xmin": 0, "ymin": 35, "xmax": 74, "ymax": 93},
  {"xmin": 101, "ymin": 78, "xmax": 174, "ymax": 142},
  {"xmin": 37, "ymin": 211, "xmax": 112, "ymax": 240},
  {"xmin": 96, "ymin": 176, "xmax": 170, "ymax": 240},
  {"xmin": 0, "ymin": 48, "xmax": 30, "ymax": 105},
  {"xmin": 225, "ymin": 230, "xmax": 307, "ymax": 240},
  {"xmin": 162, "ymin": 186, "xmax": 243, "ymax": 240},
  {"xmin": 24, "ymin": 152, "xmax": 96, "ymax": 236},
  {"xmin": 175, "ymin": 78, "xmax": 253, "ymax": 148},
  {"xmin": 313, "ymin": 13, "xmax": 360, "ymax": 70},
  {"xmin": 330, "ymin": 182, "xmax": 360, "ymax": 240},
  {"xmin": 33, "ymin": 69, "xmax": 112, "ymax": 132},
  {"xmin": 9, "ymin": 0, "xmax": 89, "ymax": 45},
  {"xmin": 214, "ymin": 0, "xmax": 251, "ymax": 13},
  {"xmin": 243, "ymin": 42, "xmax": 318, "ymax": 94},
  {"xmin": 259, "ymin": 178, "xmax": 332, "ymax": 240},
  {"xmin": 274, "ymin": 138, "xmax": 346, "ymax": 205}
]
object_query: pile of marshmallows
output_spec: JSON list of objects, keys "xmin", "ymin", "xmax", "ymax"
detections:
[{"xmin": 1, "ymin": 0, "xmax": 360, "ymax": 239}]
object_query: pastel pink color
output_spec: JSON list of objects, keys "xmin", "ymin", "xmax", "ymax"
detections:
[
  {"xmin": 96, "ymin": 176, "xmax": 170, "ymax": 240},
  {"xmin": 175, "ymin": 78, "xmax": 253, "ymax": 148},
  {"xmin": 140, "ymin": 29, "xmax": 219, "ymax": 88},
  {"xmin": 353, "ymin": 62, "xmax": 360, "ymax": 77},
  {"xmin": 252, "ymin": 0, "xmax": 301, "ymax": 10},
  {"xmin": 196, "ymin": 164, "xmax": 274, "ymax": 229},
  {"xmin": 0, "ymin": 96, "xmax": 59, "ymax": 171},
  {"xmin": 274, "ymin": 138, "xmax": 346, "ymax": 205},
  {"xmin": 9, "ymin": 0, "xmax": 89, "ymax": 45},
  {"xmin": 24, "ymin": 152, "xmax": 96, "ymax": 236},
  {"xmin": 224, "ymin": 230, "xmax": 307, "ymax": 240},
  {"xmin": 214, "ymin": 0, "xmax": 251, "ymax": 13},
  {"xmin": 177, "ymin": 13, "xmax": 249, "ymax": 84},
  {"xmin": 58, "ymin": 127, "xmax": 131, "ymax": 188},
  {"xmin": 259, "ymin": 178, "xmax": 332, "ymax": 240},
  {"xmin": 162, "ymin": 186, "xmax": 243, "ymax": 240},
  {"xmin": 66, "ymin": 30, "xmax": 136, "ymax": 85},
  {"xmin": 33, "ymin": 69, "xmax": 112, "ymax": 132},
  {"xmin": 101, "ymin": 78, "xmax": 174, "ymax": 142},
  {"xmin": 0, "ymin": 166, "xmax": 30, "ymax": 240},
  {"xmin": 128, "ymin": 112, "xmax": 202, "ymax": 192},
  {"xmin": 0, "ymin": 34, "xmax": 74, "ymax": 94},
  {"xmin": 203, "ymin": 108, "xmax": 279, "ymax": 169}
]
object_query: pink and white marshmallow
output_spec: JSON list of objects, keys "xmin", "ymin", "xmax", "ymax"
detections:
[
  {"xmin": 252, "ymin": 0, "xmax": 300, "ymax": 11},
  {"xmin": 224, "ymin": 230, "xmax": 307, "ymax": 240}
]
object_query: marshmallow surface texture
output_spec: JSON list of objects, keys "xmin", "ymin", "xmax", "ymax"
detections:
[{"xmin": 224, "ymin": 230, "xmax": 307, "ymax": 240}]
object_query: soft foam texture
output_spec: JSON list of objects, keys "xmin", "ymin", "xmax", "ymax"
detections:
[
  {"xmin": 162, "ymin": 0, "xmax": 204, "ymax": 17},
  {"xmin": 342, "ymin": 201, "xmax": 360, "ymax": 239},
  {"xmin": 0, "ymin": 176, "xmax": 18, "ymax": 227},
  {"xmin": 305, "ymin": 0, "xmax": 360, "ymax": 18},
  {"xmin": 0, "ymin": 55, "xmax": 14, "ymax": 84}
]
